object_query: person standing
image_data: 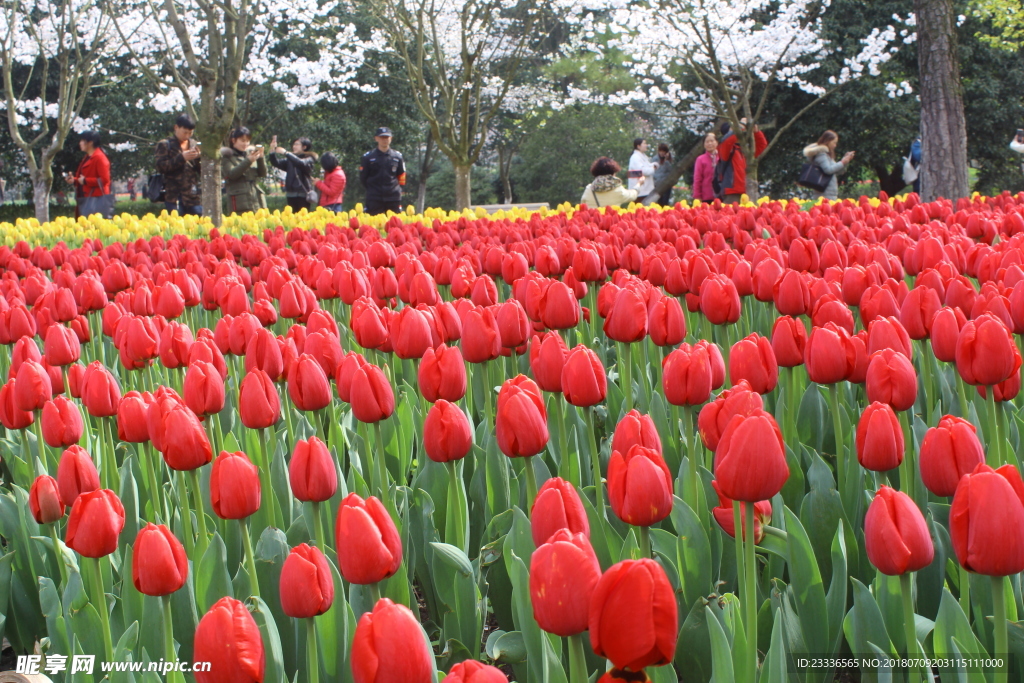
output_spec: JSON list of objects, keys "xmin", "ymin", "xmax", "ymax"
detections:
[
  {"xmin": 715, "ymin": 119, "xmax": 767, "ymax": 203},
  {"xmin": 652, "ymin": 143, "xmax": 674, "ymax": 205},
  {"xmin": 802, "ymin": 130, "xmax": 855, "ymax": 201},
  {"xmin": 360, "ymin": 127, "xmax": 406, "ymax": 215},
  {"xmin": 155, "ymin": 114, "xmax": 202, "ymax": 215},
  {"xmin": 66, "ymin": 130, "xmax": 113, "ymax": 219},
  {"xmin": 127, "ymin": 177, "xmax": 136, "ymax": 201},
  {"xmin": 270, "ymin": 135, "xmax": 317, "ymax": 211},
  {"xmin": 316, "ymin": 152, "xmax": 347, "ymax": 212},
  {"xmin": 1011, "ymin": 129, "xmax": 1024, "ymax": 174},
  {"xmin": 628, "ymin": 138, "xmax": 656, "ymax": 202},
  {"xmin": 692, "ymin": 132, "xmax": 719, "ymax": 202},
  {"xmin": 222, "ymin": 127, "xmax": 267, "ymax": 215},
  {"xmin": 0, "ymin": 159, "xmax": 6, "ymax": 206}
]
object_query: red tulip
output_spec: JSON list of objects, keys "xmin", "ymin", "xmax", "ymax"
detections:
[
  {"xmin": 662, "ymin": 343, "xmax": 713, "ymax": 406},
  {"xmin": 496, "ymin": 375, "xmax": 549, "ymax": 458},
  {"xmin": 773, "ymin": 269, "xmax": 812, "ymax": 316},
  {"xmin": 607, "ymin": 445, "xmax": 673, "ymax": 527},
  {"xmin": 770, "ymin": 316, "xmax": 807, "ymax": 368},
  {"xmin": 855, "ymin": 402, "xmax": 904, "ymax": 472},
  {"xmin": 30, "ymin": 475, "xmax": 64, "ymax": 524},
  {"xmin": 183, "ymin": 360, "xmax": 226, "ymax": 417},
  {"xmin": 728, "ymin": 334, "xmax": 778, "ymax": 394},
  {"xmin": 14, "ymin": 360, "xmax": 52, "ymax": 411},
  {"xmin": 530, "ymin": 530, "xmax": 601, "ymax": 636},
  {"xmin": 280, "ymin": 543, "xmax": 334, "ymax": 618},
  {"xmin": 349, "ymin": 363, "xmax": 395, "ymax": 423},
  {"xmin": 81, "ymin": 361, "xmax": 121, "ymax": 417},
  {"xmin": 351, "ymin": 598, "xmax": 434, "ymax": 683},
  {"xmin": 711, "ymin": 480, "xmax": 771, "ymax": 543},
  {"xmin": 561, "ymin": 345, "xmax": 606, "ymax": 407},
  {"xmin": 57, "ymin": 445, "xmax": 100, "ymax": 509},
  {"xmin": 287, "ymin": 353, "xmax": 332, "ymax": 412},
  {"xmin": 289, "ymin": 437, "xmax": 338, "ymax": 503},
  {"xmin": 149, "ymin": 400, "xmax": 213, "ymax": 472},
  {"xmin": 423, "ymin": 400, "xmax": 472, "ymax": 463},
  {"xmin": 530, "ymin": 477, "xmax": 589, "ymax": 546},
  {"xmin": 867, "ymin": 316, "xmax": 912, "ymax": 360},
  {"xmin": 44, "ymin": 324, "xmax": 80, "ymax": 366},
  {"xmin": 335, "ymin": 493, "xmax": 402, "ymax": 584},
  {"xmin": 864, "ymin": 486, "xmax": 934, "ymax": 575},
  {"xmin": 920, "ymin": 415, "xmax": 985, "ymax": 497},
  {"xmin": 461, "ymin": 305, "xmax": 502, "ymax": 364},
  {"xmin": 540, "ymin": 281, "xmax": 581, "ymax": 330},
  {"xmin": 210, "ymin": 451, "xmax": 261, "ymax": 520},
  {"xmin": 66, "ymin": 488, "xmax": 125, "ymax": 558},
  {"xmin": 132, "ymin": 523, "xmax": 188, "ymax": 596},
  {"xmin": 804, "ymin": 323, "xmax": 855, "ymax": 384},
  {"xmin": 117, "ymin": 390, "xmax": 153, "ymax": 443},
  {"xmin": 713, "ymin": 409, "xmax": 788, "ymax": 502},
  {"xmin": 418, "ymin": 344, "xmax": 467, "ymax": 402},
  {"xmin": 444, "ymin": 660, "xmax": 508, "ymax": 683},
  {"xmin": 390, "ymin": 306, "xmax": 432, "ymax": 360},
  {"xmin": 41, "ymin": 396, "xmax": 83, "ymax": 448},
  {"xmin": 648, "ymin": 295, "xmax": 685, "ymax": 347},
  {"xmin": 603, "ymin": 286, "xmax": 648, "ymax": 343},
  {"xmin": 955, "ymin": 313, "xmax": 1021, "ymax": 386},
  {"xmin": 158, "ymin": 320, "xmax": 194, "ymax": 369},
  {"xmin": 239, "ymin": 370, "xmax": 281, "ymax": 429},
  {"xmin": 929, "ymin": 306, "xmax": 966, "ymax": 363},
  {"xmin": 612, "ymin": 409, "xmax": 662, "ymax": 456},
  {"xmin": 0, "ymin": 379, "xmax": 33, "ymax": 429},
  {"xmin": 245, "ymin": 328, "xmax": 285, "ymax": 381},
  {"xmin": 589, "ymin": 559, "xmax": 678, "ymax": 671},
  {"xmin": 900, "ymin": 286, "xmax": 942, "ymax": 340},
  {"xmin": 529, "ymin": 332, "xmax": 568, "ymax": 393},
  {"xmin": 950, "ymin": 463, "xmax": 1024, "ymax": 575},
  {"xmin": 865, "ymin": 349, "xmax": 917, "ymax": 412},
  {"xmin": 351, "ymin": 298, "xmax": 389, "ymax": 350},
  {"xmin": 193, "ymin": 597, "xmax": 265, "ymax": 683},
  {"xmin": 700, "ymin": 274, "xmax": 741, "ymax": 325},
  {"xmin": 697, "ymin": 381, "xmax": 763, "ymax": 451},
  {"xmin": 496, "ymin": 299, "xmax": 530, "ymax": 348}
]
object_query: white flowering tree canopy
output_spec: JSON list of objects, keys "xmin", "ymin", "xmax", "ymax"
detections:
[{"xmin": 107, "ymin": 0, "xmax": 372, "ymax": 115}]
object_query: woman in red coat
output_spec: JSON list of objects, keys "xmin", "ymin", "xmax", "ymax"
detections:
[
  {"xmin": 65, "ymin": 130, "xmax": 112, "ymax": 218},
  {"xmin": 316, "ymin": 152, "xmax": 347, "ymax": 212}
]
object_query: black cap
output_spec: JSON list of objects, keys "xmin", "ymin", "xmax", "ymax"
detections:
[{"xmin": 375, "ymin": 127, "xmax": 393, "ymax": 137}]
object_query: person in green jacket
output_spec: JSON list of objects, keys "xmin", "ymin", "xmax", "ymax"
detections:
[{"xmin": 222, "ymin": 127, "xmax": 267, "ymax": 214}]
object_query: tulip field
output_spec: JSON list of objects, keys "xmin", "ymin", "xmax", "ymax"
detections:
[{"xmin": 4, "ymin": 192, "xmax": 1024, "ymax": 683}]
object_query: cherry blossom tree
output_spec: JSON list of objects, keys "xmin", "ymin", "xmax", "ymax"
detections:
[
  {"xmin": 603, "ymin": 0, "xmax": 908, "ymax": 199},
  {"xmin": 106, "ymin": 0, "xmax": 370, "ymax": 224},
  {"xmin": 0, "ymin": 0, "xmax": 120, "ymax": 222}
]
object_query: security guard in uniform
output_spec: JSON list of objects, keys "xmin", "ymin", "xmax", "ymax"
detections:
[{"xmin": 359, "ymin": 127, "xmax": 406, "ymax": 215}]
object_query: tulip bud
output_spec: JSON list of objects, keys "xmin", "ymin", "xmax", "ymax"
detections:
[
  {"xmin": 14, "ymin": 360, "xmax": 52, "ymax": 411},
  {"xmin": 771, "ymin": 315, "xmax": 807, "ymax": 368},
  {"xmin": 530, "ymin": 477, "xmax": 589, "ymax": 546},
  {"xmin": 183, "ymin": 360, "xmax": 226, "ymax": 417},
  {"xmin": 611, "ymin": 409, "xmax": 662, "ymax": 456},
  {"xmin": 648, "ymin": 295, "xmax": 685, "ymax": 347},
  {"xmin": 855, "ymin": 402, "xmax": 904, "ymax": 472},
  {"xmin": 66, "ymin": 489, "xmax": 125, "ymax": 558},
  {"xmin": 0, "ymin": 379, "xmax": 34, "ymax": 429},
  {"xmin": 697, "ymin": 381, "xmax": 763, "ymax": 452},
  {"xmin": 239, "ymin": 369, "xmax": 281, "ymax": 429},
  {"xmin": 603, "ymin": 287, "xmax": 648, "ymax": 343},
  {"xmin": 864, "ymin": 486, "xmax": 934, "ymax": 575},
  {"xmin": 929, "ymin": 306, "xmax": 966, "ymax": 363},
  {"xmin": 44, "ymin": 324, "xmax": 80, "ymax": 367},
  {"xmin": 132, "ymin": 523, "xmax": 188, "ymax": 596},
  {"xmin": 804, "ymin": 323, "xmax": 855, "ymax": 385},
  {"xmin": 530, "ymin": 530, "xmax": 601, "ymax": 636},
  {"xmin": 57, "ymin": 445, "xmax": 100, "ymax": 509},
  {"xmin": 336, "ymin": 493, "xmax": 402, "ymax": 584},
  {"xmin": 529, "ymin": 332, "xmax": 568, "ymax": 393},
  {"xmin": 289, "ymin": 437, "xmax": 338, "ymax": 503},
  {"xmin": 351, "ymin": 599, "xmax": 435, "ymax": 683},
  {"xmin": 608, "ymin": 445, "xmax": 673, "ymax": 527},
  {"xmin": 950, "ymin": 463, "xmax": 1024, "ymax": 576},
  {"xmin": 41, "ymin": 396, "xmax": 84, "ymax": 448},
  {"xmin": 349, "ymin": 364, "xmax": 395, "ymax": 424},
  {"xmin": 418, "ymin": 344, "xmax": 467, "ymax": 402},
  {"xmin": 444, "ymin": 660, "xmax": 508, "ymax": 683},
  {"xmin": 711, "ymin": 480, "xmax": 771, "ymax": 543},
  {"xmin": 210, "ymin": 451, "xmax": 261, "ymax": 520},
  {"xmin": 561, "ymin": 345, "xmax": 606, "ymax": 407},
  {"xmin": 728, "ymin": 333, "xmax": 779, "ymax": 394},
  {"xmin": 590, "ymin": 559, "xmax": 677, "ymax": 671},
  {"xmin": 193, "ymin": 597, "xmax": 265, "ymax": 683},
  {"xmin": 956, "ymin": 313, "xmax": 1022, "ymax": 386},
  {"xmin": 496, "ymin": 375, "xmax": 549, "ymax": 458},
  {"xmin": 919, "ymin": 415, "xmax": 985, "ymax": 497},
  {"xmin": 865, "ymin": 349, "xmax": 917, "ymax": 412},
  {"xmin": 662, "ymin": 343, "xmax": 713, "ymax": 406},
  {"xmin": 117, "ymin": 391, "xmax": 153, "ymax": 443},
  {"xmin": 713, "ymin": 409, "xmax": 788, "ymax": 503},
  {"xmin": 81, "ymin": 361, "xmax": 121, "ymax": 418},
  {"xmin": 280, "ymin": 543, "xmax": 334, "ymax": 618},
  {"xmin": 423, "ymin": 400, "xmax": 473, "ymax": 463},
  {"xmin": 287, "ymin": 353, "xmax": 332, "ymax": 412},
  {"xmin": 29, "ymin": 475, "xmax": 64, "ymax": 524}
]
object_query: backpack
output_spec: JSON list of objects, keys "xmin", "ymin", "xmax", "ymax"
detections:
[
  {"xmin": 144, "ymin": 173, "xmax": 165, "ymax": 203},
  {"xmin": 712, "ymin": 134, "xmax": 738, "ymax": 198},
  {"xmin": 796, "ymin": 162, "xmax": 832, "ymax": 192}
]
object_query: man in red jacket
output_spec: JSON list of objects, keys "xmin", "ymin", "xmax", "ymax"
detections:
[{"xmin": 716, "ymin": 119, "xmax": 767, "ymax": 203}]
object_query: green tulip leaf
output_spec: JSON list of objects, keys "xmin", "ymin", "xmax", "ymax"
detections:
[
  {"xmin": 70, "ymin": 599, "xmax": 107, "ymax": 659},
  {"xmin": 430, "ymin": 542, "xmax": 473, "ymax": 577},
  {"xmin": 825, "ymin": 520, "xmax": 849, "ymax": 664},
  {"xmin": 762, "ymin": 607, "xmax": 788, "ymax": 683},
  {"xmin": 487, "ymin": 630, "xmax": 527, "ymax": 663},
  {"xmin": 842, "ymin": 578, "xmax": 897, "ymax": 683},
  {"xmin": 249, "ymin": 595, "xmax": 286, "ymax": 683},
  {"xmin": 706, "ymin": 604, "xmax": 736, "ymax": 683},
  {"xmin": 866, "ymin": 642, "xmax": 893, "ymax": 683},
  {"xmin": 670, "ymin": 496, "xmax": 712, "ymax": 611},
  {"xmin": 783, "ymin": 506, "xmax": 829, "ymax": 657},
  {"xmin": 39, "ymin": 576, "xmax": 70, "ymax": 657},
  {"xmin": 195, "ymin": 532, "xmax": 232, "ymax": 615}
]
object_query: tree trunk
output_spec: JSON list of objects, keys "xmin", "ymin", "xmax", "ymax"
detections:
[
  {"xmin": 745, "ymin": 161, "xmax": 760, "ymax": 200},
  {"xmin": 642, "ymin": 138, "xmax": 708, "ymax": 205},
  {"xmin": 415, "ymin": 129, "xmax": 434, "ymax": 214},
  {"xmin": 31, "ymin": 171, "xmax": 51, "ymax": 223},
  {"xmin": 915, "ymin": 0, "xmax": 969, "ymax": 202},
  {"xmin": 454, "ymin": 164, "xmax": 472, "ymax": 210},
  {"xmin": 201, "ymin": 152, "xmax": 223, "ymax": 226},
  {"xmin": 498, "ymin": 146, "xmax": 513, "ymax": 204}
]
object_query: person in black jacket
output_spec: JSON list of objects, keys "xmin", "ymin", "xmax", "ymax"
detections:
[
  {"xmin": 359, "ymin": 127, "xmax": 406, "ymax": 215},
  {"xmin": 269, "ymin": 135, "xmax": 318, "ymax": 211}
]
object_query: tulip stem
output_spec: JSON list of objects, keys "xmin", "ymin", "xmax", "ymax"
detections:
[
  {"xmin": 188, "ymin": 469, "xmax": 209, "ymax": 560},
  {"xmin": 567, "ymin": 633, "xmax": 589, "ymax": 683},
  {"xmin": 176, "ymin": 471, "xmax": 195, "ymax": 559},
  {"xmin": 369, "ymin": 581, "xmax": 382, "ymax": 606},
  {"xmin": 744, "ymin": 503, "xmax": 757, "ymax": 683},
  {"xmin": 146, "ymin": 442, "xmax": 163, "ymax": 524},
  {"xmin": 585, "ymin": 406, "xmax": 605, "ymax": 517},
  {"xmin": 49, "ymin": 523, "xmax": 67, "ymax": 588},
  {"xmin": 373, "ymin": 421, "xmax": 392, "ymax": 514},
  {"xmin": 311, "ymin": 501, "xmax": 327, "ymax": 555},
  {"xmin": 258, "ymin": 428, "xmax": 280, "ymax": 529},
  {"xmin": 554, "ymin": 396, "xmax": 575, "ymax": 487},
  {"xmin": 444, "ymin": 460, "xmax": 467, "ymax": 553},
  {"xmin": 523, "ymin": 456, "xmax": 538, "ymax": 510},
  {"xmin": 683, "ymin": 405, "xmax": 703, "ymax": 525},
  {"xmin": 900, "ymin": 573, "xmax": 923, "ymax": 682},
  {"xmin": 917, "ymin": 341, "xmax": 934, "ymax": 421},
  {"xmin": 985, "ymin": 388, "xmax": 1001, "ymax": 466},
  {"xmin": 619, "ymin": 341, "xmax": 633, "ymax": 414},
  {"xmin": 992, "ymin": 576, "xmax": 1008, "ymax": 683},
  {"xmin": 161, "ymin": 594, "xmax": 185, "ymax": 683},
  {"xmin": 785, "ymin": 366, "xmax": 797, "ymax": 445},
  {"xmin": 483, "ymin": 360, "xmax": 494, "ymax": 427},
  {"xmin": 240, "ymin": 518, "xmax": 261, "ymax": 598},
  {"xmin": 33, "ymin": 411, "xmax": 49, "ymax": 477},
  {"xmin": 88, "ymin": 556, "xmax": 114, "ymax": 663},
  {"xmin": 307, "ymin": 617, "xmax": 319, "ymax": 683},
  {"xmin": 955, "ymin": 373, "xmax": 970, "ymax": 420},
  {"xmin": 638, "ymin": 525, "xmax": 652, "ymax": 559},
  {"xmin": 733, "ymin": 501, "xmax": 745, "ymax": 599},
  {"xmin": 958, "ymin": 564, "xmax": 970, "ymax": 622},
  {"xmin": 827, "ymin": 384, "xmax": 845, "ymax": 497}
]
